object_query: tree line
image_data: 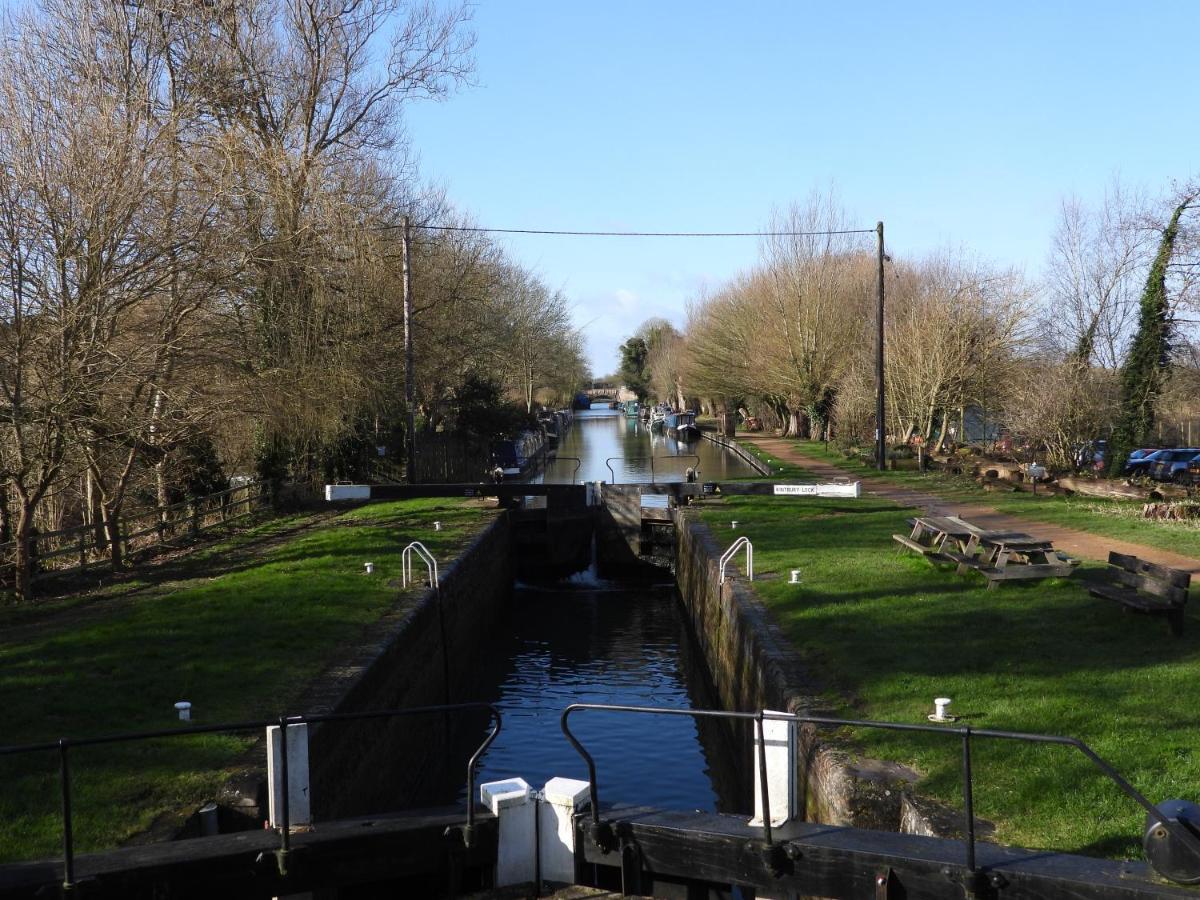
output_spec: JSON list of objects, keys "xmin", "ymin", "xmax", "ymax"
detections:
[
  {"xmin": 618, "ymin": 186, "xmax": 1200, "ymax": 474},
  {"xmin": 0, "ymin": 0, "xmax": 587, "ymax": 601}
]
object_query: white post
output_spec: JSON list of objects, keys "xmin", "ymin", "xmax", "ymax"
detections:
[
  {"xmin": 750, "ymin": 711, "xmax": 797, "ymax": 828},
  {"xmin": 267, "ymin": 723, "xmax": 311, "ymax": 828},
  {"xmin": 539, "ymin": 777, "xmax": 590, "ymax": 884},
  {"xmin": 752, "ymin": 711, "xmax": 799, "ymax": 900},
  {"xmin": 481, "ymin": 778, "xmax": 536, "ymax": 887}
]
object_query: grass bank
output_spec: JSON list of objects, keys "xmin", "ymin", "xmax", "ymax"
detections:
[
  {"xmin": 694, "ymin": 491, "xmax": 1200, "ymax": 857},
  {"xmin": 0, "ymin": 498, "xmax": 497, "ymax": 862},
  {"xmin": 765, "ymin": 438, "xmax": 1200, "ymax": 561}
]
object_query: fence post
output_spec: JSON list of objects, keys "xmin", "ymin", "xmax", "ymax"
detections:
[{"xmin": 190, "ymin": 502, "xmax": 199, "ymax": 536}]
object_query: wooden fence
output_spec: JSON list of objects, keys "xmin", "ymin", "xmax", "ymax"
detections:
[{"xmin": 1, "ymin": 482, "xmax": 268, "ymax": 588}]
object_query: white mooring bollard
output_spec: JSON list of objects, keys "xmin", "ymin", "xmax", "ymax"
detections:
[
  {"xmin": 539, "ymin": 777, "xmax": 591, "ymax": 885},
  {"xmin": 481, "ymin": 778, "xmax": 536, "ymax": 887},
  {"xmin": 267, "ymin": 722, "xmax": 311, "ymax": 828}
]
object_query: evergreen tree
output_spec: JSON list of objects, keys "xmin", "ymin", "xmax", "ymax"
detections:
[
  {"xmin": 618, "ymin": 337, "xmax": 651, "ymax": 401},
  {"xmin": 1108, "ymin": 197, "xmax": 1194, "ymax": 475}
]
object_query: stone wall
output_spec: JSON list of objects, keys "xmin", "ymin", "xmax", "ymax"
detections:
[
  {"xmin": 305, "ymin": 514, "xmax": 513, "ymax": 819},
  {"xmin": 216, "ymin": 514, "xmax": 513, "ymax": 826},
  {"xmin": 674, "ymin": 510, "xmax": 917, "ymax": 831}
]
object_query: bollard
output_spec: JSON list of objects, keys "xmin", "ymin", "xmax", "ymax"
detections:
[
  {"xmin": 539, "ymin": 777, "xmax": 590, "ymax": 884},
  {"xmin": 481, "ymin": 778, "xmax": 535, "ymax": 887}
]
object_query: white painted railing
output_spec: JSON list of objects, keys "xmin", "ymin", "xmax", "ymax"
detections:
[
  {"xmin": 719, "ymin": 536, "xmax": 753, "ymax": 585},
  {"xmin": 401, "ymin": 540, "xmax": 439, "ymax": 589}
]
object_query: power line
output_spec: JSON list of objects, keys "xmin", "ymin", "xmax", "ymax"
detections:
[{"xmin": 375, "ymin": 222, "xmax": 876, "ymax": 238}]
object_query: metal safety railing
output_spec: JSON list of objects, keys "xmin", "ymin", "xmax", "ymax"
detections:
[
  {"xmin": 718, "ymin": 536, "xmax": 753, "ymax": 584},
  {"xmin": 401, "ymin": 540, "xmax": 438, "ymax": 589},
  {"xmin": 604, "ymin": 454, "xmax": 701, "ymax": 484},
  {"xmin": 559, "ymin": 704, "xmax": 1200, "ymax": 877},
  {"xmin": 0, "ymin": 703, "xmax": 502, "ymax": 890},
  {"xmin": 546, "ymin": 456, "xmax": 582, "ymax": 480}
]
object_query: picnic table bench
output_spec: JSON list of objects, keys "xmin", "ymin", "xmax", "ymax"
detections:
[
  {"xmin": 1089, "ymin": 552, "xmax": 1191, "ymax": 636},
  {"xmin": 892, "ymin": 515, "xmax": 979, "ymax": 562},
  {"xmin": 964, "ymin": 533, "xmax": 1077, "ymax": 588},
  {"xmin": 895, "ymin": 515, "xmax": 1077, "ymax": 588}
]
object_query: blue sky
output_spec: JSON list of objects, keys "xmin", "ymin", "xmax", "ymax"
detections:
[{"xmin": 404, "ymin": 1, "xmax": 1200, "ymax": 374}]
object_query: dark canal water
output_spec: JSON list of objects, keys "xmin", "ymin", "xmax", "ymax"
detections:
[{"xmin": 463, "ymin": 406, "xmax": 755, "ymax": 814}]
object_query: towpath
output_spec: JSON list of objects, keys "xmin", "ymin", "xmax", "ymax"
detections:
[{"xmin": 741, "ymin": 435, "xmax": 1200, "ymax": 575}]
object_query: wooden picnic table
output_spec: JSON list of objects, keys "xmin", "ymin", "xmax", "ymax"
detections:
[
  {"xmin": 892, "ymin": 515, "xmax": 977, "ymax": 560},
  {"xmin": 957, "ymin": 531, "xmax": 1077, "ymax": 588},
  {"xmin": 894, "ymin": 515, "xmax": 1078, "ymax": 588}
]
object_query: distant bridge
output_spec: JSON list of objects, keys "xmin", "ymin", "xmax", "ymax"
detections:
[{"xmin": 584, "ymin": 385, "xmax": 637, "ymax": 403}]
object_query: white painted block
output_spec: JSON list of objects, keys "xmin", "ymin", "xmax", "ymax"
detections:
[
  {"xmin": 539, "ymin": 777, "xmax": 590, "ymax": 884},
  {"xmin": 481, "ymin": 778, "xmax": 535, "ymax": 886},
  {"xmin": 750, "ymin": 711, "xmax": 796, "ymax": 828},
  {"xmin": 324, "ymin": 483, "xmax": 371, "ymax": 501},
  {"xmin": 267, "ymin": 723, "xmax": 311, "ymax": 828}
]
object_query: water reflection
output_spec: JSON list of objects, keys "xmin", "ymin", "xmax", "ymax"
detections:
[
  {"xmin": 534, "ymin": 405, "xmax": 755, "ymax": 484},
  {"xmin": 461, "ymin": 583, "xmax": 745, "ymax": 814}
]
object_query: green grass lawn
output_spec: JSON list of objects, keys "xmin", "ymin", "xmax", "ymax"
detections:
[
  {"xmin": 695, "ymin": 492, "xmax": 1200, "ymax": 857},
  {"xmin": 0, "ymin": 498, "xmax": 497, "ymax": 862},
  {"xmin": 764, "ymin": 438, "xmax": 1200, "ymax": 561}
]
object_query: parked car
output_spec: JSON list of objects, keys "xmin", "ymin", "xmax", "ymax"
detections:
[
  {"xmin": 1188, "ymin": 457, "xmax": 1200, "ymax": 486},
  {"xmin": 1149, "ymin": 449, "xmax": 1200, "ymax": 483},
  {"xmin": 1124, "ymin": 449, "xmax": 1167, "ymax": 477}
]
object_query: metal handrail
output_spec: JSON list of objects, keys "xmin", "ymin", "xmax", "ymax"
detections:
[
  {"xmin": 402, "ymin": 540, "xmax": 438, "ymax": 589},
  {"xmin": 559, "ymin": 704, "xmax": 1200, "ymax": 879},
  {"xmin": 654, "ymin": 454, "xmax": 700, "ymax": 482},
  {"xmin": 547, "ymin": 455, "xmax": 582, "ymax": 480},
  {"xmin": 561, "ymin": 704, "xmax": 776, "ymax": 843},
  {"xmin": 605, "ymin": 456, "xmax": 655, "ymax": 483},
  {"xmin": 604, "ymin": 455, "xmax": 702, "ymax": 484},
  {"xmin": 718, "ymin": 536, "xmax": 753, "ymax": 584},
  {"xmin": 0, "ymin": 703, "xmax": 502, "ymax": 889}
]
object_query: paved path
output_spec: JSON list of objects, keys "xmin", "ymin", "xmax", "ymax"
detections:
[{"xmin": 742, "ymin": 435, "xmax": 1200, "ymax": 575}]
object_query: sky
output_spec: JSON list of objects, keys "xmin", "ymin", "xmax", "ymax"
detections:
[{"xmin": 403, "ymin": 1, "xmax": 1200, "ymax": 375}]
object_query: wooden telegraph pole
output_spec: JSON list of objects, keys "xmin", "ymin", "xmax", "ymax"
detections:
[
  {"xmin": 876, "ymin": 220, "xmax": 886, "ymax": 472},
  {"xmin": 402, "ymin": 216, "xmax": 416, "ymax": 483}
]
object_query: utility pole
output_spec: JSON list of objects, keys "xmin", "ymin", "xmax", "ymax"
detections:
[
  {"xmin": 402, "ymin": 216, "xmax": 416, "ymax": 483},
  {"xmin": 876, "ymin": 220, "xmax": 886, "ymax": 472}
]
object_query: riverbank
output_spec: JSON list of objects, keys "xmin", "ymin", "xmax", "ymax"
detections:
[
  {"xmin": 0, "ymin": 498, "xmax": 499, "ymax": 862},
  {"xmin": 688, "ymin": 449, "xmax": 1200, "ymax": 857}
]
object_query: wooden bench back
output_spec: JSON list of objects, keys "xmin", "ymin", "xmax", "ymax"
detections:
[{"xmin": 1107, "ymin": 551, "xmax": 1191, "ymax": 604}]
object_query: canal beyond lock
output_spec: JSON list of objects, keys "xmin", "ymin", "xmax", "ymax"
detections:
[{"xmin": 463, "ymin": 405, "xmax": 757, "ymax": 815}]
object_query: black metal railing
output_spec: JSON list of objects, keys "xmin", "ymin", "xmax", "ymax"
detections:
[
  {"xmin": 0, "ymin": 703, "xmax": 502, "ymax": 890},
  {"xmin": 546, "ymin": 456, "xmax": 582, "ymax": 480},
  {"xmin": 560, "ymin": 704, "xmax": 1200, "ymax": 876},
  {"xmin": 604, "ymin": 455, "xmax": 701, "ymax": 484}
]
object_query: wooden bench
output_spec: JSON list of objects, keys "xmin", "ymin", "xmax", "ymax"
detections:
[{"xmin": 1089, "ymin": 552, "xmax": 1191, "ymax": 636}]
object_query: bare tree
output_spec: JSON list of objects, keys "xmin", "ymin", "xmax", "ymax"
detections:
[{"xmin": 1041, "ymin": 182, "xmax": 1152, "ymax": 368}]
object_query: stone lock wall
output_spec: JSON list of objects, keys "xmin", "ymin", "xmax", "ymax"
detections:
[
  {"xmin": 674, "ymin": 510, "xmax": 918, "ymax": 831},
  {"xmin": 211, "ymin": 514, "xmax": 514, "ymax": 827}
]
